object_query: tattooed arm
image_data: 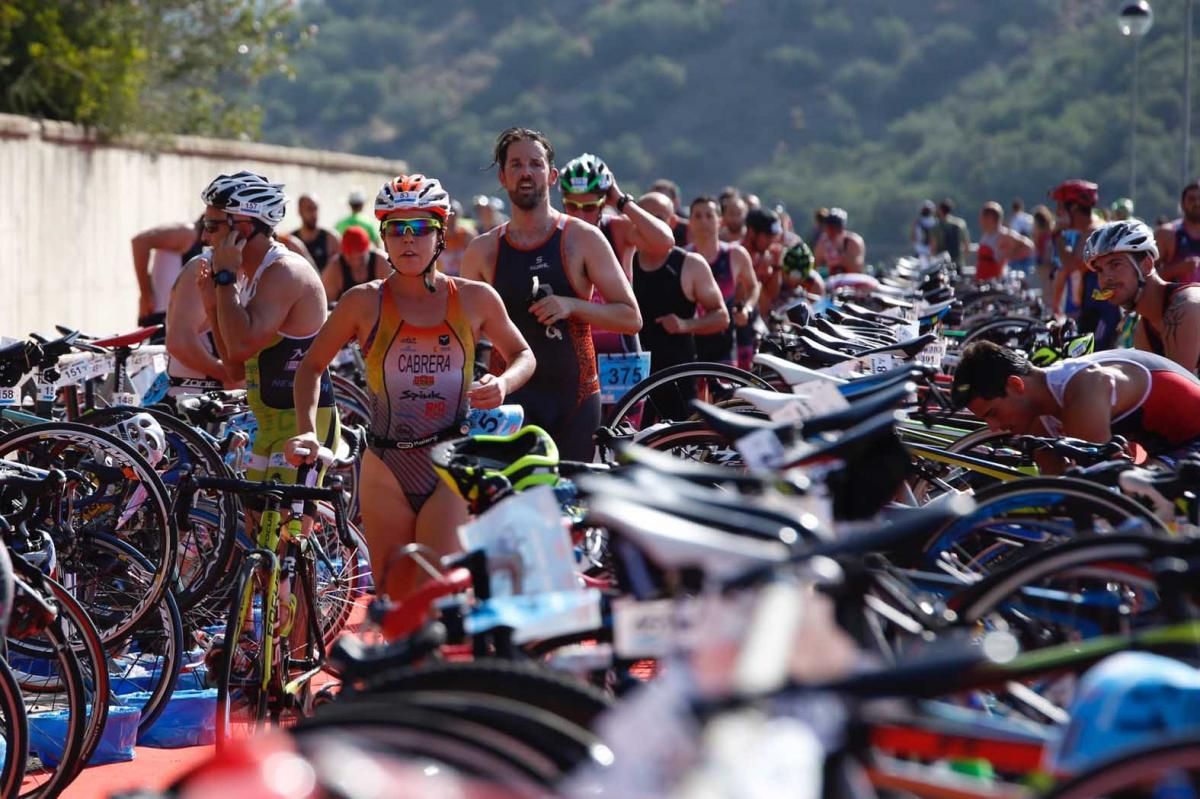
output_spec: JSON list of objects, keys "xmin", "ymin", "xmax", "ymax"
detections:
[{"xmin": 1161, "ymin": 288, "xmax": 1200, "ymax": 374}]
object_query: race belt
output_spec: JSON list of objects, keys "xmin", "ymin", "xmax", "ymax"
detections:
[{"xmin": 367, "ymin": 421, "xmax": 469, "ymax": 451}]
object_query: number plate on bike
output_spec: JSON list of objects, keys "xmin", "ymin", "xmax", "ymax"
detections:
[{"xmin": 598, "ymin": 352, "xmax": 651, "ymax": 404}]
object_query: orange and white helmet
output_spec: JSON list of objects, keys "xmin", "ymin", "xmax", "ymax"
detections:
[{"xmin": 374, "ymin": 174, "xmax": 451, "ymax": 221}]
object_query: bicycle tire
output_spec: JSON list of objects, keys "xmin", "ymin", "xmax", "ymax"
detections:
[
  {"xmin": 0, "ymin": 421, "xmax": 176, "ymax": 643},
  {"xmin": 948, "ymin": 534, "xmax": 1166, "ymax": 626},
  {"xmin": 10, "ymin": 588, "xmax": 87, "ymax": 799},
  {"xmin": 604, "ymin": 362, "xmax": 774, "ymax": 431},
  {"xmin": 921, "ymin": 476, "xmax": 1168, "ymax": 574},
  {"xmin": 9, "ymin": 557, "xmax": 109, "ymax": 785},
  {"xmin": 631, "ymin": 421, "xmax": 745, "ymax": 468},
  {"xmin": 215, "ymin": 553, "xmax": 270, "ymax": 751},
  {"xmin": 87, "ymin": 533, "xmax": 184, "ymax": 736},
  {"xmin": 348, "ymin": 658, "xmax": 613, "ymax": 730},
  {"xmin": 83, "ymin": 406, "xmax": 237, "ymax": 612},
  {"xmin": 0, "ymin": 656, "xmax": 28, "ymax": 799},
  {"xmin": 298, "ymin": 699, "xmax": 567, "ymax": 787}
]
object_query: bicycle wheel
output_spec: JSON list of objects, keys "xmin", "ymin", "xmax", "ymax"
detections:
[
  {"xmin": 948, "ymin": 534, "xmax": 1167, "ymax": 635},
  {"xmin": 10, "ymin": 586, "xmax": 87, "ymax": 798},
  {"xmin": 10, "ymin": 557, "xmax": 109, "ymax": 786},
  {"xmin": 347, "ymin": 659, "xmax": 613, "ymax": 730},
  {"xmin": 0, "ymin": 657, "xmax": 28, "ymax": 799},
  {"xmin": 310, "ymin": 503, "xmax": 369, "ymax": 647},
  {"xmin": 632, "ymin": 421, "xmax": 745, "ymax": 469},
  {"xmin": 83, "ymin": 406, "xmax": 237, "ymax": 612},
  {"xmin": 920, "ymin": 477, "xmax": 1169, "ymax": 576},
  {"xmin": 0, "ymin": 422, "xmax": 176, "ymax": 643},
  {"xmin": 907, "ymin": 428, "xmax": 1026, "ymax": 503},
  {"xmin": 604, "ymin": 362, "xmax": 774, "ymax": 432},
  {"xmin": 214, "ymin": 553, "xmax": 271, "ymax": 750},
  {"xmin": 87, "ymin": 534, "xmax": 184, "ymax": 736}
]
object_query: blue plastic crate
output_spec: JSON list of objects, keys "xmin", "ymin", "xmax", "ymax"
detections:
[
  {"xmin": 120, "ymin": 689, "xmax": 216, "ymax": 748},
  {"xmin": 30, "ymin": 704, "xmax": 140, "ymax": 766}
]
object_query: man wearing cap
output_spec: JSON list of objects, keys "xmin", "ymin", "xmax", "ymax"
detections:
[
  {"xmin": 976, "ymin": 201, "xmax": 1034, "ymax": 283},
  {"xmin": 813, "ymin": 208, "xmax": 865, "ymax": 275},
  {"xmin": 321, "ymin": 226, "xmax": 389, "ymax": 304},
  {"xmin": 334, "ymin": 189, "xmax": 382, "ymax": 247},
  {"xmin": 743, "ymin": 207, "xmax": 785, "ymax": 315}
]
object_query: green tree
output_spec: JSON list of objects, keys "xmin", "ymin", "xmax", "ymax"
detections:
[{"xmin": 0, "ymin": 0, "xmax": 299, "ymax": 139}]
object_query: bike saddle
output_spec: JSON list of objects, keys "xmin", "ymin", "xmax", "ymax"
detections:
[
  {"xmin": 689, "ymin": 399, "xmax": 798, "ymax": 447},
  {"xmin": 801, "ymin": 382, "xmax": 915, "ymax": 438}
]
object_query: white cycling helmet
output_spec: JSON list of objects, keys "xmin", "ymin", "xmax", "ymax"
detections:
[
  {"xmin": 103, "ymin": 413, "xmax": 167, "ymax": 468},
  {"xmin": 201, "ymin": 170, "xmax": 287, "ymax": 228},
  {"xmin": 374, "ymin": 174, "xmax": 452, "ymax": 221},
  {"xmin": 1083, "ymin": 219, "xmax": 1159, "ymax": 269}
]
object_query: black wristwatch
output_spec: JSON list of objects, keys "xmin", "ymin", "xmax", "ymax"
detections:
[
  {"xmin": 616, "ymin": 193, "xmax": 633, "ymax": 212},
  {"xmin": 212, "ymin": 269, "xmax": 237, "ymax": 287}
]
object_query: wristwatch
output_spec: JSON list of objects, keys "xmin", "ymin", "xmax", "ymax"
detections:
[
  {"xmin": 616, "ymin": 193, "xmax": 633, "ymax": 212},
  {"xmin": 212, "ymin": 269, "xmax": 237, "ymax": 287}
]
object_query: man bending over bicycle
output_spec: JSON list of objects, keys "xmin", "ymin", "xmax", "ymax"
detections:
[{"xmin": 952, "ymin": 341, "xmax": 1200, "ymax": 472}]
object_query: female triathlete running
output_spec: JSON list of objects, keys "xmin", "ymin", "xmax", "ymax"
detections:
[{"xmin": 286, "ymin": 174, "xmax": 535, "ymax": 598}]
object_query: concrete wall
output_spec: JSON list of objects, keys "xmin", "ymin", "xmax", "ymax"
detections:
[{"xmin": 0, "ymin": 113, "xmax": 406, "ymax": 337}]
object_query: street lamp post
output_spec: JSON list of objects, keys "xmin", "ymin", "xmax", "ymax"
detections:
[
  {"xmin": 1119, "ymin": 1, "xmax": 1154, "ymax": 207},
  {"xmin": 1186, "ymin": 0, "xmax": 1194, "ymax": 184}
]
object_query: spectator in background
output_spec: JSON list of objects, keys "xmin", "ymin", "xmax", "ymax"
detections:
[
  {"xmin": 291, "ymin": 194, "xmax": 340, "ymax": 275},
  {"xmin": 744, "ymin": 193, "xmax": 762, "ymax": 211},
  {"xmin": 1008, "ymin": 198, "xmax": 1037, "ymax": 279},
  {"xmin": 976, "ymin": 201, "xmax": 1034, "ymax": 283},
  {"xmin": 131, "ymin": 217, "xmax": 205, "ymax": 337},
  {"xmin": 321, "ymin": 226, "xmax": 389, "ymax": 304},
  {"xmin": 813, "ymin": 207, "xmax": 865, "ymax": 275},
  {"xmin": 439, "ymin": 199, "xmax": 478, "ymax": 277},
  {"xmin": 473, "ymin": 194, "xmax": 508, "ymax": 232},
  {"xmin": 807, "ymin": 208, "xmax": 828, "ymax": 250},
  {"xmin": 650, "ymin": 178, "xmax": 690, "ymax": 246},
  {"xmin": 912, "ymin": 200, "xmax": 938, "ymax": 257},
  {"xmin": 720, "ymin": 193, "xmax": 748, "ymax": 243},
  {"xmin": 1111, "ymin": 198, "xmax": 1135, "ymax": 221},
  {"xmin": 1032, "ymin": 204, "xmax": 1058, "ymax": 294},
  {"xmin": 334, "ymin": 189, "xmax": 382, "ymax": 247},
  {"xmin": 931, "ymin": 198, "xmax": 972, "ymax": 267}
]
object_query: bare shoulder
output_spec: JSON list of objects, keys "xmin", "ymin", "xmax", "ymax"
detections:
[
  {"xmin": 1173, "ymin": 285, "xmax": 1200, "ymax": 306},
  {"xmin": 465, "ymin": 225, "xmax": 503, "ymax": 257},
  {"xmin": 729, "ymin": 243, "xmax": 753, "ymax": 264},
  {"xmin": 681, "ymin": 250, "xmax": 710, "ymax": 273},
  {"xmin": 454, "ymin": 276, "xmax": 503, "ymax": 309}
]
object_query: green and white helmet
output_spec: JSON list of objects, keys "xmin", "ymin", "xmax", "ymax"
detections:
[{"xmin": 559, "ymin": 153, "xmax": 613, "ymax": 195}]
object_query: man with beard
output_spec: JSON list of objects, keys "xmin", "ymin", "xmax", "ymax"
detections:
[
  {"xmin": 461, "ymin": 127, "xmax": 641, "ymax": 460},
  {"xmin": 1086, "ymin": 219, "xmax": 1200, "ymax": 373},
  {"xmin": 1155, "ymin": 181, "xmax": 1200, "ymax": 283}
]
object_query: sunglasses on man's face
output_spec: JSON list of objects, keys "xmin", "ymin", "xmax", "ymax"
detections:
[
  {"xmin": 563, "ymin": 198, "xmax": 605, "ymax": 213},
  {"xmin": 201, "ymin": 218, "xmax": 227, "ymax": 233},
  {"xmin": 381, "ymin": 218, "xmax": 443, "ymax": 238}
]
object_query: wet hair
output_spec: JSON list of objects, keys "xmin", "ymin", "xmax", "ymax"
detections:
[
  {"xmin": 689, "ymin": 195, "xmax": 719, "ymax": 214},
  {"xmin": 951, "ymin": 341, "xmax": 1030, "ymax": 408},
  {"xmin": 491, "ymin": 127, "xmax": 555, "ymax": 170}
]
